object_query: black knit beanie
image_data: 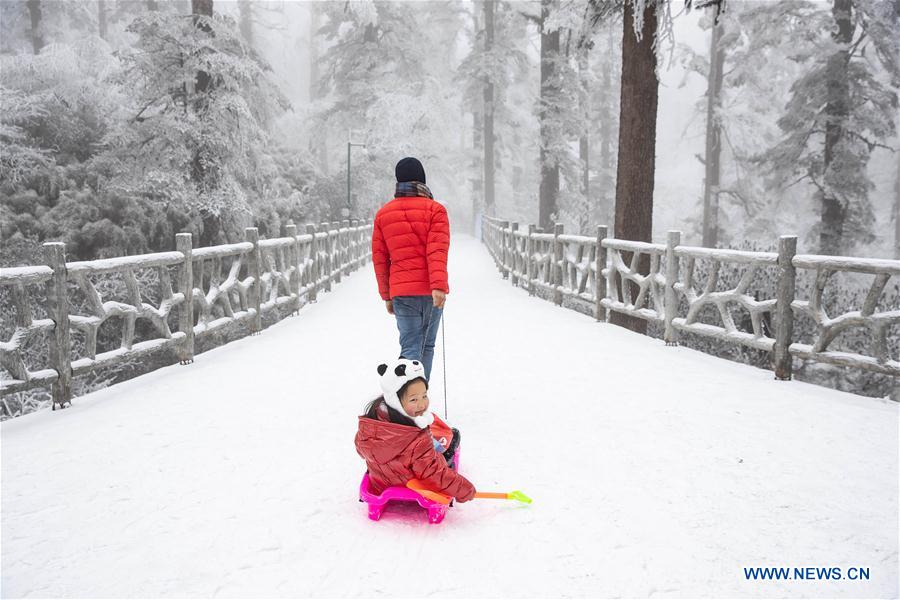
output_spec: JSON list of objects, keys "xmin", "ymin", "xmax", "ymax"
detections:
[{"xmin": 395, "ymin": 157, "xmax": 426, "ymax": 184}]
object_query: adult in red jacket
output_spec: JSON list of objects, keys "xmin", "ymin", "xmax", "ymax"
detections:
[{"xmin": 372, "ymin": 157, "xmax": 449, "ymax": 380}]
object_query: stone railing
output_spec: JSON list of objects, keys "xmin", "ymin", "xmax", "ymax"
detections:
[
  {"xmin": 482, "ymin": 215, "xmax": 899, "ymax": 382},
  {"xmin": 0, "ymin": 220, "xmax": 372, "ymax": 409}
]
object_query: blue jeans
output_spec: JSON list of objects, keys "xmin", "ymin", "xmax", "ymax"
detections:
[{"xmin": 392, "ymin": 296, "xmax": 443, "ymax": 381}]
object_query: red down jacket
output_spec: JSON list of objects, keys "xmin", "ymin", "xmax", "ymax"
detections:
[
  {"xmin": 355, "ymin": 406, "xmax": 475, "ymax": 502},
  {"xmin": 372, "ymin": 196, "xmax": 450, "ymax": 300}
]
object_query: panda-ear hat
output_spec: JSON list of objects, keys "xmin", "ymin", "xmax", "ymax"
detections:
[{"xmin": 377, "ymin": 358, "xmax": 433, "ymax": 429}]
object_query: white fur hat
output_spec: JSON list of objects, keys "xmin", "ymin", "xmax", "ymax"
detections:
[{"xmin": 377, "ymin": 358, "xmax": 433, "ymax": 429}]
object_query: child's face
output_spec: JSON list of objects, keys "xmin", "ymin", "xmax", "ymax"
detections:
[{"xmin": 399, "ymin": 380, "xmax": 429, "ymax": 418}]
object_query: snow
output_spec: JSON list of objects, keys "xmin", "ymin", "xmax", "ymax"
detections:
[
  {"xmin": 0, "ymin": 265, "xmax": 53, "ymax": 285},
  {"xmin": 792, "ymin": 254, "xmax": 900, "ymax": 275},
  {"xmin": 66, "ymin": 251, "xmax": 184, "ymax": 275},
  {"xmin": 2, "ymin": 236, "xmax": 897, "ymax": 598},
  {"xmin": 676, "ymin": 245, "xmax": 779, "ymax": 265},
  {"xmin": 191, "ymin": 242, "xmax": 254, "ymax": 261}
]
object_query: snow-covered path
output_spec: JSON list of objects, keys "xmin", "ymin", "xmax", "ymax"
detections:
[{"xmin": 2, "ymin": 236, "xmax": 897, "ymax": 598}]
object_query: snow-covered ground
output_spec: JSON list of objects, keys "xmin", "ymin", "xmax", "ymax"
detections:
[{"xmin": 2, "ymin": 236, "xmax": 897, "ymax": 598}]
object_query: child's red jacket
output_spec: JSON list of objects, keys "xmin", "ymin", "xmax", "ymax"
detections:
[
  {"xmin": 371, "ymin": 196, "xmax": 450, "ymax": 300},
  {"xmin": 355, "ymin": 410, "xmax": 475, "ymax": 502}
]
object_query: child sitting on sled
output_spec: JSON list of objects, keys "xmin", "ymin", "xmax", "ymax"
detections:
[{"xmin": 355, "ymin": 358, "xmax": 476, "ymax": 502}]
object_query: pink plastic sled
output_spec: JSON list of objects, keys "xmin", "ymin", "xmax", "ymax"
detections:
[{"xmin": 359, "ymin": 450, "xmax": 461, "ymax": 524}]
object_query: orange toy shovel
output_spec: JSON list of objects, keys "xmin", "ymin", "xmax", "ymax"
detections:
[{"xmin": 407, "ymin": 479, "xmax": 532, "ymax": 504}]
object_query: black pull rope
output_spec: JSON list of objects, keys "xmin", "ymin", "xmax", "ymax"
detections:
[{"xmin": 441, "ymin": 310, "xmax": 447, "ymax": 420}]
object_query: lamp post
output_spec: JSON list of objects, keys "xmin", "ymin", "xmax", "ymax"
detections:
[{"xmin": 347, "ymin": 129, "xmax": 367, "ymax": 219}]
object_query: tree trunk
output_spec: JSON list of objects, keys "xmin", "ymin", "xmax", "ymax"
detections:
[
  {"xmin": 473, "ymin": 108, "xmax": 484, "ymax": 221},
  {"xmin": 98, "ymin": 0, "xmax": 107, "ymax": 40},
  {"xmin": 26, "ymin": 0, "xmax": 43, "ymax": 55},
  {"xmin": 308, "ymin": 3, "xmax": 319, "ymax": 103},
  {"xmin": 701, "ymin": 13, "xmax": 725, "ymax": 247},
  {"xmin": 190, "ymin": 0, "xmax": 214, "ymax": 112},
  {"xmin": 483, "ymin": 0, "xmax": 496, "ymax": 216},
  {"xmin": 598, "ymin": 27, "xmax": 614, "ymax": 228},
  {"xmin": 191, "ymin": 0, "xmax": 213, "ymax": 113},
  {"xmin": 894, "ymin": 152, "xmax": 900, "ymax": 259},
  {"xmin": 364, "ymin": 23, "xmax": 377, "ymax": 43},
  {"xmin": 192, "ymin": 0, "xmax": 214, "ymax": 98},
  {"xmin": 472, "ymin": 5, "xmax": 484, "ymax": 224},
  {"xmin": 307, "ymin": 3, "xmax": 328, "ymax": 173},
  {"xmin": 238, "ymin": 0, "xmax": 253, "ymax": 48},
  {"xmin": 609, "ymin": 0, "xmax": 658, "ymax": 335},
  {"xmin": 191, "ymin": 0, "xmax": 219, "ymax": 245},
  {"xmin": 579, "ymin": 49, "xmax": 590, "ymax": 235},
  {"xmin": 820, "ymin": 0, "xmax": 852, "ymax": 255},
  {"xmin": 539, "ymin": 0, "xmax": 560, "ymax": 230},
  {"xmin": 193, "ymin": 1, "xmax": 213, "ymax": 18}
]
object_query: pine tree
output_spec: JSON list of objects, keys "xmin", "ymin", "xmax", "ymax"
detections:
[
  {"xmin": 895, "ymin": 151, "xmax": 900, "ymax": 259},
  {"xmin": 760, "ymin": 0, "xmax": 897, "ymax": 255},
  {"xmin": 314, "ymin": 1, "xmax": 466, "ymax": 218},
  {"xmin": 238, "ymin": 0, "xmax": 253, "ymax": 48},
  {"xmin": 700, "ymin": 11, "xmax": 725, "ymax": 247},
  {"xmin": 26, "ymin": 0, "xmax": 43, "ymax": 54},
  {"xmin": 102, "ymin": 7, "xmax": 285, "ymax": 245},
  {"xmin": 594, "ymin": 22, "xmax": 620, "ymax": 230},
  {"xmin": 483, "ymin": 0, "xmax": 496, "ymax": 216},
  {"xmin": 97, "ymin": 0, "xmax": 107, "ymax": 40},
  {"xmin": 458, "ymin": 1, "xmax": 529, "ymax": 221}
]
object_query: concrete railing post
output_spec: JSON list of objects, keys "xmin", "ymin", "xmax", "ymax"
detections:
[
  {"xmin": 774, "ymin": 235, "xmax": 797, "ymax": 380},
  {"xmin": 44, "ymin": 242, "xmax": 72, "ymax": 410},
  {"xmin": 496, "ymin": 220, "xmax": 502, "ymax": 268},
  {"xmin": 553, "ymin": 223, "xmax": 564, "ymax": 305},
  {"xmin": 307, "ymin": 224, "xmax": 319, "ymax": 302},
  {"xmin": 320, "ymin": 222, "xmax": 332, "ymax": 292},
  {"xmin": 664, "ymin": 230, "xmax": 681, "ymax": 345},
  {"xmin": 527, "ymin": 224, "xmax": 536, "ymax": 296},
  {"xmin": 489, "ymin": 218, "xmax": 496, "ymax": 261},
  {"xmin": 491, "ymin": 219, "xmax": 499, "ymax": 270},
  {"xmin": 342, "ymin": 219, "xmax": 351, "ymax": 275},
  {"xmin": 175, "ymin": 233, "xmax": 195, "ymax": 363},
  {"xmin": 595, "ymin": 225, "xmax": 608, "ymax": 322},
  {"xmin": 244, "ymin": 227, "xmax": 262, "ymax": 333},
  {"xmin": 500, "ymin": 220, "xmax": 510, "ymax": 278},
  {"xmin": 510, "ymin": 222, "xmax": 519, "ymax": 286},
  {"xmin": 285, "ymin": 223, "xmax": 300, "ymax": 313},
  {"xmin": 350, "ymin": 219, "xmax": 360, "ymax": 269},
  {"xmin": 332, "ymin": 221, "xmax": 342, "ymax": 284}
]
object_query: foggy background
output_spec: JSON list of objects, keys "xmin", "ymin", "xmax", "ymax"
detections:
[{"xmin": 2, "ymin": 0, "xmax": 897, "ymax": 266}]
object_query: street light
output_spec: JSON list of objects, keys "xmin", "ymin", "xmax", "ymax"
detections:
[{"xmin": 347, "ymin": 129, "xmax": 367, "ymax": 219}]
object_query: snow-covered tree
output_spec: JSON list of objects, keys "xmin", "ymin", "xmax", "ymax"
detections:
[
  {"xmin": 533, "ymin": 0, "xmax": 610, "ymax": 232},
  {"xmin": 100, "ymin": 7, "xmax": 287, "ymax": 246},
  {"xmin": 676, "ymin": 2, "xmax": 811, "ymax": 247},
  {"xmin": 0, "ymin": 37, "xmax": 127, "ymax": 261},
  {"xmin": 757, "ymin": 0, "xmax": 898, "ymax": 255},
  {"xmin": 314, "ymin": 1, "xmax": 468, "ymax": 220},
  {"xmin": 457, "ymin": 1, "xmax": 530, "ymax": 218},
  {"xmin": 589, "ymin": 20, "xmax": 621, "ymax": 231}
]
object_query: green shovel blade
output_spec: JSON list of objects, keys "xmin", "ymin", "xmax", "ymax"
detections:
[{"xmin": 508, "ymin": 490, "xmax": 532, "ymax": 504}]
